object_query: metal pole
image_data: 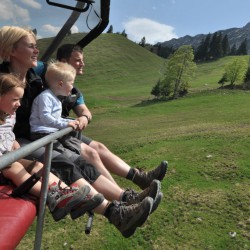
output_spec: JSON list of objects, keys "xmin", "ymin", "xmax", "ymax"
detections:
[
  {"xmin": 34, "ymin": 142, "xmax": 53, "ymax": 250},
  {"xmin": 0, "ymin": 127, "xmax": 72, "ymax": 171}
]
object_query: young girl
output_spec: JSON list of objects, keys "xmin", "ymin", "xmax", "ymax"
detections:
[{"xmin": 0, "ymin": 73, "xmax": 100, "ymax": 221}]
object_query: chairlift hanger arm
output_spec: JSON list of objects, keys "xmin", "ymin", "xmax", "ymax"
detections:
[
  {"xmin": 46, "ymin": 0, "xmax": 95, "ymax": 12},
  {"xmin": 77, "ymin": 0, "xmax": 110, "ymax": 49},
  {"xmin": 41, "ymin": 0, "xmax": 110, "ymax": 61}
]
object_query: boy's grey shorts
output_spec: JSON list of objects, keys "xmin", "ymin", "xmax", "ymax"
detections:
[
  {"xmin": 59, "ymin": 131, "xmax": 93, "ymax": 155},
  {"xmin": 20, "ymin": 135, "xmax": 100, "ymax": 186},
  {"xmin": 50, "ymin": 154, "xmax": 101, "ymax": 186}
]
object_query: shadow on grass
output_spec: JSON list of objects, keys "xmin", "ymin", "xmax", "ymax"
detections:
[{"xmin": 132, "ymin": 97, "xmax": 171, "ymax": 107}]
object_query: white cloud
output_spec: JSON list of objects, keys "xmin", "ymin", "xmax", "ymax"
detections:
[
  {"xmin": 0, "ymin": 2, "xmax": 30, "ymax": 23},
  {"xmin": 14, "ymin": 4, "xmax": 30, "ymax": 22},
  {"xmin": 41, "ymin": 24, "xmax": 79, "ymax": 36},
  {"xmin": 41, "ymin": 24, "xmax": 61, "ymax": 35},
  {"xmin": 123, "ymin": 18, "xmax": 178, "ymax": 44},
  {"xmin": 71, "ymin": 25, "xmax": 79, "ymax": 34},
  {"xmin": 21, "ymin": 0, "xmax": 41, "ymax": 9}
]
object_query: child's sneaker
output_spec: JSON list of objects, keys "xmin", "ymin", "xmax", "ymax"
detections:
[
  {"xmin": 47, "ymin": 182, "xmax": 90, "ymax": 221},
  {"xmin": 132, "ymin": 161, "xmax": 168, "ymax": 189},
  {"xmin": 106, "ymin": 197, "xmax": 153, "ymax": 238},
  {"xmin": 122, "ymin": 180, "xmax": 161, "ymax": 214},
  {"xmin": 70, "ymin": 193, "xmax": 104, "ymax": 220}
]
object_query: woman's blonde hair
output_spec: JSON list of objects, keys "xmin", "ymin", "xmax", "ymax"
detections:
[
  {"xmin": 0, "ymin": 26, "xmax": 36, "ymax": 62},
  {"xmin": 0, "ymin": 73, "xmax": 25, "ymax": 96},
  {"xmin": 45, "ymin": 61, "xmax": 76, "ymax": 88}
]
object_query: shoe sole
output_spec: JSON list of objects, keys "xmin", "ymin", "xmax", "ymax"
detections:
[
  {"xmin": 158, "ymin": 161, "xmax": 168, "ymax": 181},
  {"xmin": 122, "ymin": 197, "xmax": 153, "ymax": 238},
  {"xmin": 151, "ymin": 192, "xmax": 163, "ymax": 215},
  {"xmin": 149, "ymin": 180, "xmax": 161, "ymax": 201},
  {"xmin": 70, "ymin": 193, "xmax": 104, "ymax": 220},
  {"xmin": 52, "ymin": 185, "xmax": 91, "ymax": 221}
]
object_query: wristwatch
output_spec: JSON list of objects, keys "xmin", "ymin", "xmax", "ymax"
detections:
[{"xmin": 81, "ymin": 114, "xmax": 91, "ymax": 124}]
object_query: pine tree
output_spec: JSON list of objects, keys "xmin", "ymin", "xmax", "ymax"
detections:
[
  {"xmin": 195, "ymin": 34, "xmax": 212, "ymax": 62},
  {"xmin": 157, "ymin": 45, "xmax": 175, "ymax": 59},
  {"xmin": 222, "ymin": 34, "xmax": 230, "ymax": 56},
  {"xmin": 237, "ymin": 38, "xmax": 248, "ymax": 55},
  {"xmin": 209, "ymin": 32, "xmax": 223, "ymax": 60},
  {"xmin": 151, "ymin": 79, "xmax": 161, "ymax": 98},
  {"xmin": 230, "ymin": 44, "xmax": 237, "ymax": 55},
  {"xmin": 139, "ymin": 37, "xmax": 146, "ymax": 47},
  {"xmin": 121, "ymin": 29, "xmax": 127, "ymax": 38},
  {"xmin": 107, "ymin": 25, "xmax": 113, "ymax": 33},
  {"xmin": 194, "ymin": 38, "xmax": 205, "ymax": 61}
]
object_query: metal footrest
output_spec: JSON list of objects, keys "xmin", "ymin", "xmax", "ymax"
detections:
[{"xmin": 85, "ymin": 212, "xmax": 94, "ymax": 234}]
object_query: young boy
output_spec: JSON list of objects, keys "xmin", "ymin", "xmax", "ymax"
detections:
[
  {"xmin": 0, "ymin": 73, "xmax": 101, "ymax": 221},
  {"xmin": 29, "ymin": 62, "xmax": 80, "ymax": 144}
]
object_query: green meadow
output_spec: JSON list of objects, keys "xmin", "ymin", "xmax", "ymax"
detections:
[{"xmin": 18, "ymin": 34, "xmax": 250, "ymax": 250}]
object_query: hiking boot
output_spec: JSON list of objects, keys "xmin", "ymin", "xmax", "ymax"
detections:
[
  {"xmin": 132, "ymin": 161, "xmax": 168, "ymax": 189},
  {"xmin": 47, "ymin": 182, "xmax": 91, "ymax": 221},
  {"xmin": 70, "ymin": 193, "xmax": 104, "ymax": 220},
  {"xmin": 123, "ymin": 180, "xmax": 161, "ymax": 207},
  {"xmin": 107, "ymin": 197, "xmax": 153, "ymax": 238}
]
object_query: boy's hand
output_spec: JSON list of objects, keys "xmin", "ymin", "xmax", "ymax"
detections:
[
  {"xmin": 12, "ymin": 140, "xmax": 20, "ymax": 150},
  {"xmin": 68, "ymin": 120, "xmax": 80, "ymax": 130}
]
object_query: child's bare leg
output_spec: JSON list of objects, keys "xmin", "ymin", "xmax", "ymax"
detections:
[
  {"xmin": 73, "ymin": 174, "xmax": 123, "ymax": 203},
  {"xmin": 21, "ymin": 159, "xmax": 68, "ymax": 189},
  {"xmin": 71, "ymin": 177, "xmax": 109, "ymax": 214},
  {"xmin": 2, "ymin": 161, "xmax": 42, "ymax": 197},
  {"xmin": 3, "ymin": 159, "xmax": 71, "ymax": 197}
]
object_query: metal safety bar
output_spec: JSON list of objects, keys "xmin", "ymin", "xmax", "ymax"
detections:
[
  {"xmin": 46, "ymin": 0, "xmax": 94, "ymax": 12},
  {"xmin": 0, "ymin": 127, "xmax": 73, "ymax": 250}
]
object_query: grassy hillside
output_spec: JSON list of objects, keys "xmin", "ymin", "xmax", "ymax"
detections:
[
  {"xmin": 18, "ymin": 34, "xmax": 250, "ymax": 249},
  {"xmin": 38, "ymin": 33, "xmax": 166, "ymax": 108}
]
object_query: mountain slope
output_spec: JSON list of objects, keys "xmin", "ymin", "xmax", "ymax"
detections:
[{"xmin": 160, "ymin": 21, "xmax": 250, "ymax": 54}]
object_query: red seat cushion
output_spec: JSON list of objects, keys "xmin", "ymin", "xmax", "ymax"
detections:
[{"xmin": 0, "ymin": 185, "xmax": 37, "ymax": 250}]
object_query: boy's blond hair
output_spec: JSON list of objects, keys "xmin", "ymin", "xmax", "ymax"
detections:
[
  {"xmin": 0, "ymin": 73, "xmax": 25, "ymax": 96},
  {"xmin": 0, "ymin": 26, "xmax": 36, "ymax": 62},
  {"xmin": 45, "ymin": 61, "xmax": 76, "ymax": 88}
]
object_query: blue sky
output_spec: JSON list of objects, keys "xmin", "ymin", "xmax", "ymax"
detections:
[{"xmin": 1, "ymin": 0, "xmax": 250, "ymax": 44}]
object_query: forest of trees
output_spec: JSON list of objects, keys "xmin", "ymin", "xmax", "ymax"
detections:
[
  {"xmin": 106, "ymin": 25, "xmax": 248, "ymax": 61},
  {"xmin": 154, "ymin": 32, "xmax": 248, "ymax": 61}
]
